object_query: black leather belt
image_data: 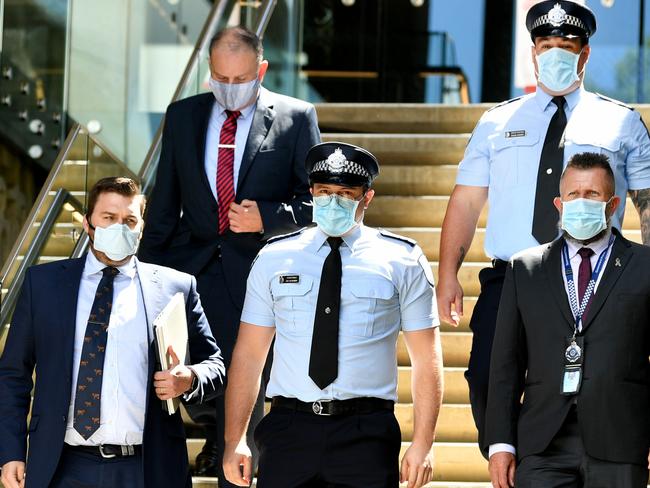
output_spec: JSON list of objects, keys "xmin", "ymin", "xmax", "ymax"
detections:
[
  {"xmin": 64, "ymin": 443, "xmax": 142, "ymax": 459},
  {"xmin": 271, "ymin": 396, "xmax": 394, "ymax": 416}
]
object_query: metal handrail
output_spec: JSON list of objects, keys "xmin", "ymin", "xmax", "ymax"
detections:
[{"xmin": 0, "ymin": 189, "xmax": 82, "ymax": 327}]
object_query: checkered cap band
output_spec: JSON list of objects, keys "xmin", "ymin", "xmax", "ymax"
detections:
[
  {"xmin": 531, "ymin": 13, "xmax": 586, "ymax": 32},
  {"xmin": 312, "ymin": 159, "xmax": 370, "ymax": 178}
]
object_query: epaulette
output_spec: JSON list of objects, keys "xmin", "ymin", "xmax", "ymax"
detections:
[
  {"xmin": 486, "ymin": 95, "xmax": 525, "ymax": 113},
  {"xmin": 378, "ymin": 229, "xmax": 416, "ymax": 247},
  {"xmin": 596, "ymin": 93, "xmax": 634, "ymax": 111},
  {"xmin": 265, "ymin": 227, "xmax": 307, "ymax": 245}
]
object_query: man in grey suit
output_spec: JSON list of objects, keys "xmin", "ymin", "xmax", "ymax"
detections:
[{"xmin": 138, "ymin": 26, "xmax": 321, "ymax": 484}]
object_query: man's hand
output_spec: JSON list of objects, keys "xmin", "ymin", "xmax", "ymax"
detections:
[
  {"xmin": 154, "ymin": 346, "xmax": 193, "ymax": 400},
  {"xmin": 647, "ymin": 448, "xmax": 650, "ymax": 469},
  {"xmin": 1, "ymin": 461, "xmax": 26, "ymax": 488},
  {"xmin": 399, "ymin": 442, "xmax": 434, "ymax": 488},
  {"xmin": 229, "ymin": 200, "xmax": 263, "ymax": 233},
  {"xmin": 223, "ymin": 440, "xmax": 253, "ymax": 486},
  {"xmin": 436, "ymin": 275, "xmax": 464, "ymax": 327},
  {"xmin": 489, "ymin": 452, "xmax": 516, "ymax": 488}
]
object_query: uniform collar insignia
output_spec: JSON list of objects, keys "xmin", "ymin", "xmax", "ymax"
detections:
[{"xmin": 548, "ymin": 3, "xmax": 567, "ymax": 27}]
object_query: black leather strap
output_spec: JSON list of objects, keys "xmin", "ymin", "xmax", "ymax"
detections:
[
  {"xmin": 64, "ymin": 443, "xmax": 142, "ymax": 458},
  {"xmin": 271, "ymin": 396, "xmax": 394, "ymax": 416}
]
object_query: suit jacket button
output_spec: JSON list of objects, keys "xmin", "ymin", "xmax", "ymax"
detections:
[{"xmin": 63, "ymin": 415, "xmax": 66, "ymax": 422}]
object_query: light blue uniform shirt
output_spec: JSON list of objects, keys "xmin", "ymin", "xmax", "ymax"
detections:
[
  {"xmin": 241, "ymin": 224, "xmax": 439, "ymax": 402},
  {"xmin": 457, "ymin": 87, "xmax": 650, "ymax": 261}
]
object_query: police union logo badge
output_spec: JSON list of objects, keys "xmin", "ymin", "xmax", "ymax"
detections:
[
  {"xmin": 326, "ymin": 148, "xmax": 347, "ymax": 173},
  {"xmin": 548, "ymin": 3, "xmax": 567, "ymax": 27}
]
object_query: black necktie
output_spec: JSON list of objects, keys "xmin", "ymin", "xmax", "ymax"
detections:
[
  {"xmin": 309, "ymin": 237, "xmax": 343, "ymax": 389},
  {"xmin": 73, "ymin": 266, "xmax": 118, "ymax": 439},
  {"xmin": 532, "ymin": 96, "xmax": 567, "ymax": 243}
]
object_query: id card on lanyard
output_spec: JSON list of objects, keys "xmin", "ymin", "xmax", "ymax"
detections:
[{"xmin": 560, "ymin": 234, "xmax": 615, "ymax": 395}]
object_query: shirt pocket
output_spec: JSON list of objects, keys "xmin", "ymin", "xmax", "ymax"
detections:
[
  {"xmin": 565, "ymin": 133, "xmax": 623, "ymax": 165},
  {"xmin": 489, "ymin": 130, "xmax": 541, "ymax": 189},
  {"xmin": 271, "ymin": 276, "xmax": 315, "ymax": 336},
  {"xmin": 341, "ymin": 278, "xmax": 396, "ymax": 337}
]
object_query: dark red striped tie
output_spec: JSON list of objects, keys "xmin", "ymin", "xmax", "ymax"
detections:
[{"xmin": 216, "ymin": 110, "xmax": 240, "ymax": 234}]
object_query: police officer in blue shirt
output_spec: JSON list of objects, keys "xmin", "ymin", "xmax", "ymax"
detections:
[
  {"xmin": 437, "ymin": 0, "xmax": 650, "ymax": 461},
  {"xmin": 221, "ymin": 142, "xmax": 443, "ymax": 488}
]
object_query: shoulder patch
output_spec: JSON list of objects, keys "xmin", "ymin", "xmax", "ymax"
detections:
[
  {"xmin": 265, "ymin": 227, "xmax": 307, "ymax": 245},
  {"xmin": 486, "ymin": 95, "xmax": 525, "ymax": 113},
  {"xmin": 596, "ymin": 93, "xmax": 634, "ymax": 111},
  {"xmin": 378, "ymin": 229, "xmax": 416, "ymax": 247}
]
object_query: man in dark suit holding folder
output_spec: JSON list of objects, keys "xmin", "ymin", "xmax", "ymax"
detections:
[{"xmin": 0, "ymin": 177, "xmax": 225, "ymax": 488}]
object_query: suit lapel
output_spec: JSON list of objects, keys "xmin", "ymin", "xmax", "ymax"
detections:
[
  {"xmin": 195, "ymin": 94, "xmax": 217, "ymax": 201},
  {"xmin": 582, "ymin": 232, "xmax": 632, "ymax": 331},
  {"xmin": 237, "ymin": 89, "xmax": 275, "ymax": 194},
  {"xmin": 134, "ymin": 258, "xmax": 163, "ymax": 346},
  {"xmin": 542, "ymin": 239, "xmax": 576, "ymax": 330},
  {"xmin": 59, "ymin": 257, "xmax": 86, "ymax": 385}
]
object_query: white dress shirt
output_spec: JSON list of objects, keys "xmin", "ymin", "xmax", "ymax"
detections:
[
  {"xmin": 64, "ymin": 252, "xmax": 148, "ymax": 446},
  {"xmin": 489, "ymin": 230, "xmax": 614, "ymax": 458},
  {"xmin": 204, "ymin": 101, "xmax": 257, "ymax": 201}
]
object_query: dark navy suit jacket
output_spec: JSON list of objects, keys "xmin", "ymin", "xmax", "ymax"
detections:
[{"xmin": 0, "ymin": 256, "xmax": 225, "ymax": 487}]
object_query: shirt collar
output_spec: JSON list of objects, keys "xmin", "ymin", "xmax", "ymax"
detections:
[
  {"xmin": 308, "ymin": 224, "xmax": 364, "ymax": 253},
  {"xmin": 84, "ymin": 251, "xmax": 137, "ymax": 279},
  {"xmin": 535, "ymin": 85, "xmax": 583, "ymax": 113},
  {"xmin": 215, "ymin": 98, "xmax": 257, "ymax": 120},
  {"xmin": 565, "ymin": 227, "xmax": 613, "ymax": 260}
]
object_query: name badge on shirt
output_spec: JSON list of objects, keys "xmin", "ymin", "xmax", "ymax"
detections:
[
  {"xmin": 561, "ymin": 336, "xmax": 584, "ymax": 395},
  {"xmin": 279, "ymin": 274, "xmax": 300, "ymax": 284},
  {"xmin": 505, "ymin": 130, "xmax": 526, "ymax": 138}
]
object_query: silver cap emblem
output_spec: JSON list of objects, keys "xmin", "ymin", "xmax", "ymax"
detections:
[
  {"xmin": 326, "ymin": 148, "xmax": 347, "ymax": 173},
  {"xmin": 548, "ymin": 3, "xmax": 567, "ymax": 27}
]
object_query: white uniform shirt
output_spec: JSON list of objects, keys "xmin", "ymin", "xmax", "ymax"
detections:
[
  {"xmin": 241, "ymin": 224, "xmax": 439, "ymax": 402},
  {"xmin": 64, "ymin": 252, "xmax": 148, "ymax": 446}
]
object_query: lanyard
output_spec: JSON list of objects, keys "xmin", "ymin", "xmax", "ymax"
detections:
[{"xmin": 561, "ymin": 234, "xmax": 615, "ymax": 335}]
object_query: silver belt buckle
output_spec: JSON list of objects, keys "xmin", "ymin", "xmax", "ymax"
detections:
[
  {"xmin": 312, "ymin": 400, "xmax": 332, "ymax": 416},
  {"xmin": 99, "ymin": 444, "xmax": 117, "ymax": 459}
]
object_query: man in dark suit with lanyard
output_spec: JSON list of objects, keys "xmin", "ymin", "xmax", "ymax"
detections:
[
  {"xmin": 138, "ymin": 26, "xmax": 321, "ymax": 483},
  {"xmin": 486, "ymin": 153, "xmax": 650, "ymax": 488}
]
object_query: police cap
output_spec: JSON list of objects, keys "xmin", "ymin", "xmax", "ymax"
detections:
[
  {"xmin": 305, "ymin": 142, "xmax": 379, "ymax": 187},
  {"xmin": 526, "ymin": 1, "xmax": 596, "ymax": 41}
]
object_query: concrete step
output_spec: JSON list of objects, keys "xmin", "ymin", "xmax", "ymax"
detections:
[
  {"xmin": 187, "ymin": 439, "xmax": 488, "ymax": 483},
  {"xmin": 397, "ymin": 332, "xmax": 472, "ymax": 368},
  {"xmin": 316, "ymin": 103, "xmax": 490, "ymax": 134},
  {"xmin": 374, "ymin": 165, "xmax": 458, "ymax": 196},
  {"xmin": 367, "ymin": 196, "xmax": 641, "ymax": 229},
  {"xmin": 316, "ymin": 103, "xmax": 650, "ymax": 135},
  {"xmin": 399, "ymin": 367, "xmax": 468, "ymax": 404},
  {"xmin": 321, "ymin": 133, "xmax": 469, "ymax": 166},
  {"xmin": 193, "ymin": 481, "xmax": 491, "ymax": 488},
  {"xmin": 386, "ymin": 227, "xmax": 487, "ymax": 263},
  {"xmin": 396, "ymin": 403, "xmax": 477, "ymax": 443}
]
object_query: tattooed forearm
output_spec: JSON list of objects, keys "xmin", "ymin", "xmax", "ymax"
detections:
[
  {"xmin": 629, "ymin": 188, "xmax": 650, "ymax": 245},
  {"xmin": 456, "ymin": 246, "xmax": 467, "ymax": 272}
]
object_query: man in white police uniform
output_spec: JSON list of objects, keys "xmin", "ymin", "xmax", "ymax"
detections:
[
  {"xmin": 437, "ymin": 0, "xmax": 650, "ymax": 457},
  {"xmin": 221, "ymin": 142, "xmax": 444, "ymax": 488}
]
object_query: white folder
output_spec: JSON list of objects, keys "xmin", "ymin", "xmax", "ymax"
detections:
[{"xmin": 154, "ymin": 292, "xmax": 188, "ymax": 415}]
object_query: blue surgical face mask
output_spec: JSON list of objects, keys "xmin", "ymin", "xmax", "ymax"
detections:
[
  {"xmin": 536, "ymin": 47, "xmax": 581, "ymax": 93},
  {"xmin": 209, "ymin": 77, "xmax": 260, "ymax": 111},
  {"xmin": 312, "ymin": 194, "xmax": 362, "ymax": 237},
  {"xmin": 561, "ymin": 198, "xmax": 610, "ymax": 241},
  {"xmin": 90, "ymin": 221, "xmax": 141, "ymax": 261}
]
